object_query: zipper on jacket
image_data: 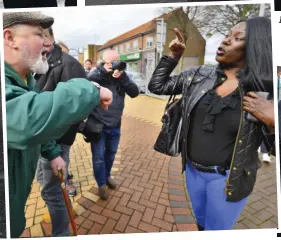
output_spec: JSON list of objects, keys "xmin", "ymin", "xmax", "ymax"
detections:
[{"xmin": 225, "ymin": 85, "xmax": 244, "ymax": 194}]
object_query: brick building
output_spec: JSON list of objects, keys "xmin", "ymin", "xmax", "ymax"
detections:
[{"xmin": 97, "ymin": 8, "xmax": 206, "ymax": 77}]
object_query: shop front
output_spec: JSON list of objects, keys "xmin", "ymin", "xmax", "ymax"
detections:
[{"xmin": 120, "ymin": 52, "xmax": 142, "ymax": 72}]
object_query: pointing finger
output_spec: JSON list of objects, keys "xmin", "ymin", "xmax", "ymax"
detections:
[{"xmin": 173, "ymin": 28, "xmax": 184, "ymax": 43}]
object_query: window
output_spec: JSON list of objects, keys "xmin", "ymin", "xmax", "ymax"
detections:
[
  {"xmin": 126, "ymin": 43, "xmax": 130, "ymax": 52},
  {"xmin": 115, "ymin": 46, "xmax": 119, "ymax": 53},
  {"xmin": 133, "ymin": 40, "xmax": 138, "ymax": 50},
  {"xmin": 119, "ymin": 45, "xmax": 124, "ymax": 53},
  {"xmin": 146, "ymin": 36, "xmax": 153, "ymax": 49}
]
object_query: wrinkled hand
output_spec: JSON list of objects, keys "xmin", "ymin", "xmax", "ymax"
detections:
[
  {"xmin": 112, "ymin": 69, "xmax": 123, "ymax": 79},
  {"xmin": 100, "ymin": 86, "xmax": 113, "ymax": 110},
  {"xmin": 50, "ymin": 156, "xmax": 66, "ymax": 179},
  {"xmin": 243, "ymin": 92, "xmax": 275, "ymax": 132},
  {"xmin": 169, "ymin": 28, "xmax": 186, "ymax": 61}
]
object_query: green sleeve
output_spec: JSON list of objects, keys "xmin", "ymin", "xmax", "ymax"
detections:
[
  {"xmin": 41, "ymin": 141, "xmax": 62, "ymax": 161},
  {"xmin": 6, "ymin": 78, "xmax": 100, "ymax": 150}
]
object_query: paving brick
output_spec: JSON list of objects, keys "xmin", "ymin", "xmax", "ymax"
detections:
[
  {"xmin": 125, "ymin": 225, "xmax": 145, "ymax": 233},
  {"xmin": 77, "ymin": 227, "xmax": 88, "ymax": 235},
  {"xmin": 176, "ymin": 223, "xmax": 198, "ymax": 231},
  {"xmin": 88, "ymin": 212, "xmax": 107, "ymax": 225},
  {"xmin": 131, "ymin": 191, "xmax": 142, "ymax": 203},
  {"xmin": 74, "ymin": 215, "xmax": 85, "ymax": 225},
  {"xmin": 115, "ymin": 205, "xmax": 134, "ymax": 215},
  {"xmin": 154, "ymin": 204, "xmax": 166, "ymax": 219},
  {"xmin": 129, "ymin": 210, "xmax": 143, "ymax": 228},
  {"xmin": 174, "ymin": 215, "xmax": 195, "ymax": 224},
  {"xmin": 158, "ymin": 198, "xmax": 170, "ymax": 207},
  {"xmin": 139, "ymin": 182, "xmax": 154, "ymax": 190},
  {"xmin": 88, "ymin": 223, "xmax": 103, "ymax": 234},
  {"xmin": 170, "ymin": 201, "xmax": 189, "ymax": 208},
  {"xmin": 164, "ymin": 214, "xmax": 174, "ymax": 223},
  {"xmin": 142, "ymin": 189, "xmax": 153, "ymax": 200},
  {"xmin": 25, "ymin": 204, "xmax": 36, "ymax": 218},
  {"xmin": 100, "ymin": 219, "xmax": 117, "ymax": 234},
  {"xmin": 152, "ymin": 186, "xmax": 162, "ymax": 197},
  {"xmin": 106, "ymin": 196, "xmax": 120, "ymax": 210},
  {"xmin": 102, "ymin": 209, "xmax": 121, "ymax": 221},
  {"xmin": 77, "ymin": 197, "xmax": 95, "ymax": 209},
  {"xmin": 151, "ymin": 218, "xmax": 172, "ymax": 231},
  {"xmin": 114, "ymin": 191, "xmax": 124, "ymax": 198},
  {"xmin": 127, "ymin": 201, "xmax": 146, "ymax": 213},
  {"xmin": 150, "ymin": 195, "xmax": 159, "ymax": 203},
  {"xmin": 142, "ymin": 208, "xmax": 155, "ymax": 223},
  {"xmin": 89, "ymin": 204, "xmax": 104, "ymax": 214},
  {"xmin": 138, "ymin": 221, "xmax": 160, "ymax": 232},
  {"xmin": 115, "ymin": 214, "xmax": 131, "ymax": 232},
  {"xmin": 81, "ymin": 219, "xmax": 94, "ymax": 230},
  {"xmin": 20, "ymin": 229, "xmax": 31, "ymax": 238},
  {"xmin": 30, "ymin": 224, "xmax": 44, "ymax": 237},
  {"xmin": 119, "ymin": 193, "xmax": 131, "ymax": 206},
  {"xmin": 171, "ymin": 208, "xmax": 191, "ymax": 215},
  {"xmin": 139, "ymin": 198, "xmax": 157, "ymax": 209}
]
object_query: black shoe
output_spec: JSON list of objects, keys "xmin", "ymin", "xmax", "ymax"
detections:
[{"xmin": 197, "ymin": 224, "xmax": 204, "ymax": 231}]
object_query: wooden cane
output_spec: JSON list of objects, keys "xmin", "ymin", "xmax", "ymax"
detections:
[{"xmin": 58, "ymin": 170, "xmax": 78, "ymax": 236}]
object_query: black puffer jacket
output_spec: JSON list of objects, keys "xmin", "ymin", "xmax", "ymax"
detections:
[
  {"xmin": 35, "ymin": 44, "xmax": 87, "ymax": 146},
  {"xmin": 148, "ymin": 56, "xmax": 275, "ymax": 202}
]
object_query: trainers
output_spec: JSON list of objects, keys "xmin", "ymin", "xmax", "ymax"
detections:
[
  {"xmin": 98, "ymin": 185, "xmax": 108, "ymax": 200},
  {"xmin": 66, "ymin": 179, "xmax": 77, "ymax": 197},
  {"xmin": 262, "ymin": 153, "xmax": 271, "ymax": 163},
  {"xmin": 106, "ymin": 177, "xmax": 116, "ymax": 189}
]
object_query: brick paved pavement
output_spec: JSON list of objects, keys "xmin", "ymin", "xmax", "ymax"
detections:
[{"xmin": 20, "ymin": 96, "xmax": 278, "ymax": 237}]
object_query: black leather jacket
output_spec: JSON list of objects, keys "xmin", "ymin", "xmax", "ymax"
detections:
[{"xmin": 148, "ymin": 56, "xmax": 275, "ymax": 202}]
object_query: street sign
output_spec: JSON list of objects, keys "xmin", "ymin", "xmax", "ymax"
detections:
[{"xmin": 156, "ymin": 18, "xmax": 167, "ymax": 55}]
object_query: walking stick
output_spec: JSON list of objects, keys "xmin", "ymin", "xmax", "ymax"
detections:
[{"xmin": 58, "ymin": 170, "xmax": 78, "ymax": 236}]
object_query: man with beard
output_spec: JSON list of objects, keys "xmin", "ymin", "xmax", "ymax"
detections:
[{"xmin": 4, "ymin": 12, "xmax": 113, "ymax": 237}]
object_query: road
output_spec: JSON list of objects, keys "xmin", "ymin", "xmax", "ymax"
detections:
[{"xmin": 0, "ymin": 0, "xmax": 65, "ymax": 8}]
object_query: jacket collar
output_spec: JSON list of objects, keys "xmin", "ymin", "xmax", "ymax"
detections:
[
  {"xmin": 5, "ymin": 61, "xmax": 34, "ymax": 90},
  {"xmin": 48, "ymin": 44, "xmax": 62, "ymax": 67}
]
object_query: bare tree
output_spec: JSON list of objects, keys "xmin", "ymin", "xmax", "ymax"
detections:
[{"xmin": 161, "ymin": 4, "xmax": 271, "ymax": 37}]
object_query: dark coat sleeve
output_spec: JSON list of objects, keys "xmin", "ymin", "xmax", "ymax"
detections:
[
  {"xmin": 148, "ymin": 56, "xmax": 194, "ymax": 96},
  {"xmin": 61, "ymin": 58, "xmax": 87, "ymax": 83},
  {"xmin": 119, "ymin": 71, "xmax": 139, "ymax": 98}
]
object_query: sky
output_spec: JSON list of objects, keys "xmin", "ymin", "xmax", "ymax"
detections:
[{"xmin": 43, "ymin": 5, "xmax": 223, "ymax": 64}]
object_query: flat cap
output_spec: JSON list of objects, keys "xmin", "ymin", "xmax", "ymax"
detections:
[{"xmin": 3, "ymin": 12, "xmax": 54, "ymax": 29}]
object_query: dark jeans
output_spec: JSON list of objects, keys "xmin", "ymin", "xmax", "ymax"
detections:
[{"xmin": 90, "ymin": 127, "xmax": 121, "ymax": 187}]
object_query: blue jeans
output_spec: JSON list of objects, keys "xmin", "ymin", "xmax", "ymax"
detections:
[
  {"xmin": 185, "ymin": 162, "xmax": 249, "ymax": 230},
  {"xmin": 90, "ymin": 127, "xmax": 121, "ymax": 187},
  {"xmin": 36, "ymin": 144, "xmax": 71, "ymax": 237}
]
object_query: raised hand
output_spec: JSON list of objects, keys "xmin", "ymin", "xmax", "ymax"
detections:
[{"xmin": 169, "ymin": 28, "xmax": 186, "ymax": 61}]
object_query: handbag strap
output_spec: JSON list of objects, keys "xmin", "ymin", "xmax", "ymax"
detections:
[{"xmin": 168, "ymin": 66, "xmax": 202, "ymax": 104}]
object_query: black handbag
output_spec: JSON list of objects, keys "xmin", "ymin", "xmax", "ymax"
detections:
[
  {"xmin": 78, "ymin": 115, "xmax": 104, "ymax": 142},
  {"xmin": 154, "ymin": 67, "xmax": 201, "ymax": 156}
]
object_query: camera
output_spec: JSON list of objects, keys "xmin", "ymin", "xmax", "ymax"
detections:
[{"xmin": 112, "ymin": 61, "xmax": 127, "ymax": 71}]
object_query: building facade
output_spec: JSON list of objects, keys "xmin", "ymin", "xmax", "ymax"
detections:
[{"xmin": 98, "ymin": 8, "xmax": 206, "ymax": 78}]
